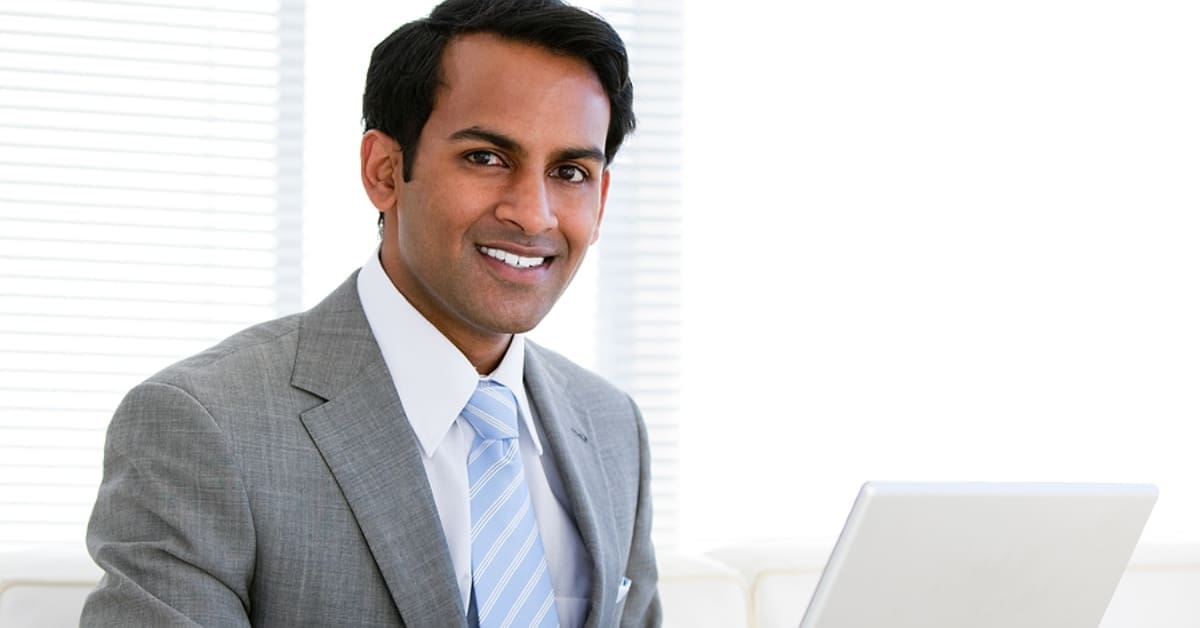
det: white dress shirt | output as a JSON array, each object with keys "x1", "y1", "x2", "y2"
[{"x1": 357, "y1": 252, "x2": 591, "y2": 627}]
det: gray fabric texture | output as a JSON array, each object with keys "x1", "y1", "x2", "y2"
[{"x1": 81, "y1": 272, "x2": 661, "y2": 627}]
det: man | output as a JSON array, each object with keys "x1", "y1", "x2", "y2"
[{"x1": 81, "y1": 1, "x2": 660, "y2": 626}]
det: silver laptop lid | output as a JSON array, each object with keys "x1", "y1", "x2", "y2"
[{"x1": 799, "y1": 481, "x2": 1158, "y2": 628}]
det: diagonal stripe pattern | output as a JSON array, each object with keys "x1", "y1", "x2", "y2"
[{"x1": 462, "y1": 380, "x2": 559, "y2": 628}]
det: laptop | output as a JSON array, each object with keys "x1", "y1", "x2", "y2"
[{"x1": 799, "y1": 481, "x2": 1158, "y2": 628}]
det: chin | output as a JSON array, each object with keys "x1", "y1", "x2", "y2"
[
  {"x1": 481, "y1": 307, "x2": 553, "y2": 336},
  {"x1": 493, "y1": 318, "x2": 542, "y2": 335}
]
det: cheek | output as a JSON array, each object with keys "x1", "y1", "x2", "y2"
[
  {"x1": 401, "y1": 186, "x2": 468, "y2": 239},
  {"x1": 428, "y1": 184, "x2": 495, "y2": 231},
  {"x1": 560, "y1": 205, "x2": 603, "y2": 250}
]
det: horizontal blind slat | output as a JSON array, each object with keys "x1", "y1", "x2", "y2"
[
  {"x1": 0, "y1": 0, "x2": 302, "y2": 546},
  {"x1": 579, "y1": 0, "x2": 685, "y2": 548},
  {"x1": 57, "y1": 0, "x2": 281, "y2": 14}
]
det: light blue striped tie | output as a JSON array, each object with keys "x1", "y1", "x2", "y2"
[{"x1": 462, "y1": 380, "x2": 559, "y2": 628}]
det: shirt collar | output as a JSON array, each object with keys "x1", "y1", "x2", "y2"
[{"x1": 356, "y1": 250, "x2": 542, "y2": 457}]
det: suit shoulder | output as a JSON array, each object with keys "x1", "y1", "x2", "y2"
[{"x1": 143, "y1": 312, "x2": 303, "y2": 394}]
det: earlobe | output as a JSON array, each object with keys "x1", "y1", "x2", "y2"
[{"x1": 361, "y1": 130, "x2": 401, "y2": 212}]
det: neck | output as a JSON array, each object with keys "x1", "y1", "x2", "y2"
[{"x1": 460, "y1": 336, "x2": 510, "y2": 375}]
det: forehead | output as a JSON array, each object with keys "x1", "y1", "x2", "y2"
[{"x1": 427, "y1": 33, "x2": 610, "y2": 150}]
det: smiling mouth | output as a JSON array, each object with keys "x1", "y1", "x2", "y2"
[{"x1": 478, "y1": 245, "x2": 547, "y2": 269}]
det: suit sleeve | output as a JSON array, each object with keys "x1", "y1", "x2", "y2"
[
  {"x1": 620, "y1": 397, "x2": 663, "y2": 628},
  {"x1": 81, "y1": 381, "x2": 256, "y2": 627}
]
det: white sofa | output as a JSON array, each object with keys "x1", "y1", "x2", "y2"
[
  {"x1": 0, "y1": 548, "x2": 99, "y2": 628},
  {"x1": 4, "y1": 544, "x2": 1200, "y2": 627},
  {"x1": 665, "y1": 542, "x2": 1200, "y2": 628}
]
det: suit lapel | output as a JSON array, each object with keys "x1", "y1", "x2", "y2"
[
  {"x1": 524, "y1": 348, "x2": 620, "y2": 628},
  {"x1": 293, "y1": 275, "x2": 467, "y2": 628}
]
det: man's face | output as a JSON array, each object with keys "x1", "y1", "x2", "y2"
[{"x1": 371, "y1": 33, "x2": 611, "y2": 365}]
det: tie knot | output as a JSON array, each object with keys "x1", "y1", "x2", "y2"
[{"x1": 462, "y1": 380, "x2": 520, "y2": 441}]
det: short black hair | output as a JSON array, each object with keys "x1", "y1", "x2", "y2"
[{"x1": 362, "y1": 0, "x2": 636, "y2": 185}]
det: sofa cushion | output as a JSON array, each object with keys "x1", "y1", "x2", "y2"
[
  {"x1": 658, "y1": 552, "x2": 749, "y2": 628},
  {"x1": 706, "y1": 543, "x2": 826, "y2": 628},
  {"x1": 0, "y1": 546, "x2": 101, "y2": 628}
]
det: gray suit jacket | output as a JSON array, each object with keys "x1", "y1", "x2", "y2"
[{"x1": 82, "y1": 273, "x2": 660, "y2": 627}]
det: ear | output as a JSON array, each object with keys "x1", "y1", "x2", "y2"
[
  {"x1": 590, "y1": 168, "x2": 611, "y2": 245},
  {"x1": 361, "y1": 130, "x2": 401, "y2": 212}
]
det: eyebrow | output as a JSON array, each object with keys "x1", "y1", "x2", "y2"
[{"x1": 448, "y1": 126, "x2": 608, "y2": 166}]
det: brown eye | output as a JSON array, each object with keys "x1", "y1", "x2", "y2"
[
  {"x1": 551, "y1": 164, "x2": 587, "y2": 183},
  {"x1": 465, "y1": 151, "x2": 505, "y2": 167}
]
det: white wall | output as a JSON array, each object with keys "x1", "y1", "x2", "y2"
[
  {"x1": 302, "y1": 1, "x2": 422, "y2": 303},
  {"x1": 680, "y1": 1, "x2": 1200, "y2": 551}
]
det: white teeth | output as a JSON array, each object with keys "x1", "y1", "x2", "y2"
[{"x1": 479, "y1": 246, "x2": 545, "y2": 269}]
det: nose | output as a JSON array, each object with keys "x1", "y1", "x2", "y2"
[{"x1": 495, "y1": 171, "x2": 557, "y2": 235}]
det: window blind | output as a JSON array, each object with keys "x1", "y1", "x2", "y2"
[
  {"x1": 0, "y1": 0, "x2": 305, "y2": 551},
  {"x1": 0, "y1": 0, "x2": 685, "y2": 554},
  {"x1": 582, "y1": 0, "x2": 685, "y2": 548}
]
